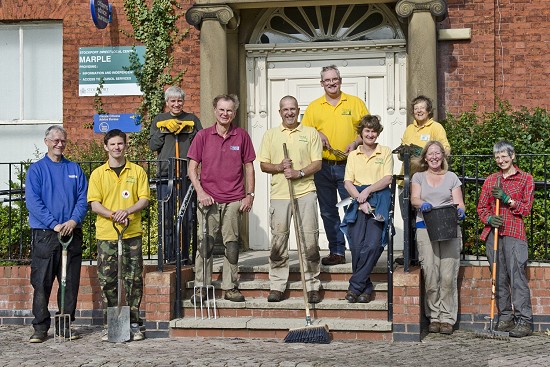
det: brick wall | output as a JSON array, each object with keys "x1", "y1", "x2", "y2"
[
  {"x1": 0, "y1": 0, "x2": 201, "y2": 147},
  {"x1": 439, "y1": 0, "x2": 550, "y2": 116}
]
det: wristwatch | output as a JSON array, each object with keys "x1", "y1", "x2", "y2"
[
  {"x1": 247, "y1": 192, "x2": 255, "y2": 197},
  {"x1": 299, "y1": 170, "x2": 305, "y2": 178}
]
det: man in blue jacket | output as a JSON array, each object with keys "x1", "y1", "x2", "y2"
[{"x1": 25, "y1": 125, "x2": 88, "y2": 343}]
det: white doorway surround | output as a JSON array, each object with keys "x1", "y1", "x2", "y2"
[
  {"x1": 246, "y1": 45, "x2": 408, "y2": 250},
  {"x1": 244, "y1": 4, "x2": 408, "y2": 250}
]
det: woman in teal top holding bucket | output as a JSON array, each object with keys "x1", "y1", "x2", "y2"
[{"x1": 411, "y1": 141, "x2": 465, "y2": 335}]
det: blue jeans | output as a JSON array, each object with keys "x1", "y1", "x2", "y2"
[{"x1": 314, "y1": 161, "x2": 349, "y2": 256}]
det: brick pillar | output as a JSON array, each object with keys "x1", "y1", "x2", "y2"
[
  {"x1": 392, "y1": 266, "x2": 422, "y2": 341},
  {"x1": 144, "y1": 270, "x2": 176, "y2": 332}
]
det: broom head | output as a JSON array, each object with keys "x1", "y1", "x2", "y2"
[{"x1": 284, "y1": 324, "x2": 331, "y2": 344}]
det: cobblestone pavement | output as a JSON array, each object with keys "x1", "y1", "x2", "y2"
[{"x1": 1, "y1": 325, "x2": 549, "y2": 367}]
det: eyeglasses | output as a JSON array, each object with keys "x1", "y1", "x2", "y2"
[
  {"x1": 321, "y1": 78, "x2": 341, "y2": 85},
  {"x1": 494, "y1": 155, "x2": 511, "y2": 161},
  {"x1": 47, "y1": 138, "x2": 67, "y2": 146}
]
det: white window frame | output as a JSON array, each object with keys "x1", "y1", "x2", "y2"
[{"x1": 0, "y1": 22, "x2": 63, "y2": 125}]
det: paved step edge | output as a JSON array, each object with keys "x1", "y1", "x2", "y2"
[
  {"x1": 182, "y1": 298, "x2": 387, "y2": 310},
  {"x1": 186, "y1": 280, "x2": 388, "y2": 292},
  {"x1": 208, "y1": 263, "x2": 388, "y2": 274},
  {"x1": 171, "y1": 317, "x2": 392, "y2": 332}
]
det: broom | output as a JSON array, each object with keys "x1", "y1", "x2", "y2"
[
  {"x1": 475, "y1": 177, "x2": 510, "y2": 340},
  {"x1": 282, "y1": 143, "x2": 331, "y2": 344}
]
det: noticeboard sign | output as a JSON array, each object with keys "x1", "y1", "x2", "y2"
[
  {"x1": 93, "y1": 114, "x2": 142, "y2": 133},
  {"x1": 79, "y1": 46, "x2": 145, "y2": 96}
]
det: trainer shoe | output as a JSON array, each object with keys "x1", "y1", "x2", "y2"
[
  {"x1": 101, "y1": 329, "x2": 108, "y2": 342},
  {"x1": 509, "y1": 319, "x2": 532, "y2": 338},
  {"x1": 321, "y1": 253, "x2": 345, "y2": 266},
  {"x1": 130, "y1": 323, "x2": 145, "y2": 341},
  {"x1": 267, "y1": 290, "x2": 284, "y2": 302},
  {"x1": 29, "y1": 330, "x2": 47, "y2": 343},
  {"x1": 496, "y1": 319, "x2": 516, "y2": 332},
  {"x1": 224, "y1": 288, "x2": 245, "y2": 302}
]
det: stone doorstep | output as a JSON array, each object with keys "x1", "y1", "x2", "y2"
[
  {"x1": 210, "y1": 262, "x2": 388, "y2": 275},
  {"x1": 186, "y1": 279, "x2": 388, "y2": 292},
  {"x1": 181, "y1": 297, "x2": 387, "y2": 310},
  {"x1": 170, "y1": 316, "x2": 392, "y2": 332}
]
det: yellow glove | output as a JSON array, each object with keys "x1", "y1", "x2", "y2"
[
  {"x1": 156, "y1": 119, "x2": 180, "y2": 133},
  {"x1": 175, "y1": 120, "x2": 195, "y2": 134}
]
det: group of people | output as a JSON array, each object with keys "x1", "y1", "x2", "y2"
[
  {"x1": 27, "y1": 126, "x2": 150, "y2": 343},
  {"x1": 26, "y1": 64, "x2": 535, "y2": 344}
]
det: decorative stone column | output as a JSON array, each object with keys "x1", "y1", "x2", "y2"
[
  {"x1": 186, "y1": 5, "x2": 239, "y2": 127},
  {"x1": 396, "y1": 0, "x2": 447, "y2": 120}
]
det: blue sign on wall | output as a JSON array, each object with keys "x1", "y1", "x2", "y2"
[
  {"x1": 90, "y1": 0, "x2": 112, "y2": 29},
  {"x1": 94, "y1": 114, "x2": 142, "y2": 133}
]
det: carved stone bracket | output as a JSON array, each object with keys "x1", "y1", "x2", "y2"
[
  {"x1": 395, "y1": 0, "x2": 447, "y2": 20},
  {"x1": 185, "y1": 5, "x2": 240, "y2": 30}
]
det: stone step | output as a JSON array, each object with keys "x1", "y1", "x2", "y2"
[
  {"x1": 186, "y1": 279, "x2": 388, "y2": 300},
  {"x1": 170, "y1": 317, "x2": 392, "y2": 341},
  {"x1": 180, "y1": 297, "x2": 388, "y2": 320}
]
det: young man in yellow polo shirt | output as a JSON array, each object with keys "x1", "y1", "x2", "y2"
[
  {"x1": 88, "y1": 129, "x2": 150, "y2": 341},
  {"x1": 259, "y1": 96, "x2": 323, "y2": 303},
  {"x1": 302, "y1": 65, "x2": 369, "y2": 266}
]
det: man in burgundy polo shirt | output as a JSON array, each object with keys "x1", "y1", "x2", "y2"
[{"x1": 187, "y1": 94, "x2": 256, "y2": 303}]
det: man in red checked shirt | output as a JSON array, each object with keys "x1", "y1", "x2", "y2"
[{"x1": 477, "y1": 140, "x2": 534, "y2": 338}]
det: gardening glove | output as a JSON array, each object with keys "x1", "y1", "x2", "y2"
[
  {"x1": 488, "y1": 215, "x2": 503, "y2": 228},
  {"x1": 174, "y1": 120, "x2": 195, "y2": 134},
  {"x1": 156, "y1": 119, "x2": 181, "y2": 133},
  {"x1": 410, "y1": 144, "x2": 423, "y2": 157},
  {"x1": 491, "y1": 186, "x2": 510, "y2": 204},
  {"x1": 420, "y1": 202, "x2": 433, "y2": 213},
  {"x1": 457, "y1": 208, "x2": 465, "y2": 221}
]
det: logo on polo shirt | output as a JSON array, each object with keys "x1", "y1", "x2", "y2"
[
  {"x1": 341, "y1": 109, "x2": 352, "y2": 116},
  {"x1": 122, "y1": 190, "x2": 130, "y2": 199},
  {"x1": 230, "y1": 145, "x2": 240, "y2": 151},
  {"x1": 68, "y1": 174, "x2": 78, "y2": 179}
]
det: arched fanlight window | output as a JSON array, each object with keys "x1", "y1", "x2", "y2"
[{"x1": 252, "y1": 4, "x2": 404, "y2": 44}]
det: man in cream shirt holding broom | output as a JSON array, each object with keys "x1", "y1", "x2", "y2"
[{"x1": 259, "y1": 95, "x2": 323, "y2": 304}]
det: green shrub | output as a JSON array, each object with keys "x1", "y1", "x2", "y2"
[{"x1": 443, "y1": 101, "x2": 550, "y2": 260}]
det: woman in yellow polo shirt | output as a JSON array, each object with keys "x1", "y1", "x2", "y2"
[{"x1": 342, "y1": 115, "x2": 393, "y2": 303}]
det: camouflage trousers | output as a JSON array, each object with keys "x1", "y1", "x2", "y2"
[{"x1": 97, "y1": 236, "x2": 143, "y2": 324}]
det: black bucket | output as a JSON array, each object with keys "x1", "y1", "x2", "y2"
[{"x1": 423, "y1": 204, "x2": 458, "y2": 242}]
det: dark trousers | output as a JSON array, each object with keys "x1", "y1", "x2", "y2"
[
  {"x1": 348, "y1": 213, "x2": 384, "y2": 295},
  {"x1": 157, "y1": 182, "x2": 176, "y2": 262},
  {"x1": 314, "y1": 161, "x2": 348, "y2": 256},
  {"x1": 30, "y1": 229, "x2": 83, "y2": 332}
]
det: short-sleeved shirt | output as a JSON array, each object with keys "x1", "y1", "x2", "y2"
[
  {"x1": 301, "y1": 92, "x2": 368, "y2": 161},
  {"x1": 477, "y1": 167, "x2": 534, "y2": 241},
  {"x1": 411, "y1": 171, "x2": 461, "y2": 223},
  {"x1": 401, "y1": 118, "x2": 450, "y2": 152},
  {"x1": 88, "y1": 161, "x2": 150, "y2": 240},
  {"x1": 344, "y1": 144, "x2": 393, "y2": 186},
  {"x1": 187, "y1": 124, "x2": 256, "y2": 203},
  {"x1": 259, "y1": 123, "x2": 322, "y2": 199}
]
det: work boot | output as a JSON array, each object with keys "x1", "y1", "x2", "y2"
[
  {"x1": 55, "y1": 328, "x2": 80, "y2": 340},
  {"x1": 321, "y1": 253, "x2": 346, "y2": 266},
  {"x1": 439, "y1": 323, "x2": 454, "y2": 335},
  {"x1": 496, "y1": 319, "x2": 516, "y2": 332},
  {"x1": 29, "y1": 330, "x2": 47, "y2": 343},
  {"x1": 428, "y1": 322, "x2": 440, "y2": 333},
  {"x1": 345, "y1": 290, "x2": 358, "y2": 303},
  {"x1": 509, "y1": 319, "x2": 532, "y2": 338},
  {"x1": 357, "y1": 293, "x2": 372, "y2": 303},
  {"x1": 307, "y1": 290, "x2": 322, "y2": 304},
  {"x1": 224, "y1": 288, "x2": 245, "y2": 302},
  {"x1": 267, "y1": 290, "x2": 284, "y2": 302},
  {"x1": 190, "y1": 288, "x2": 213, "y2": 305}
]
